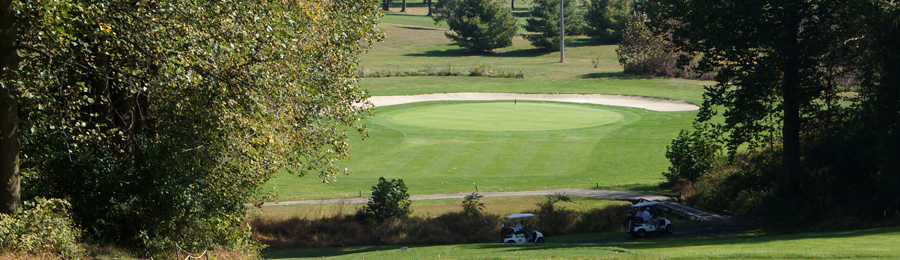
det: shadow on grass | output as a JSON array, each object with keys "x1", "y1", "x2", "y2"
[
  {"x1": 405, "y1": 47, "x2": 549, "y2": 58},
  {"x1": 580, "y1": 72, "x2": 654, "y2": 80}
]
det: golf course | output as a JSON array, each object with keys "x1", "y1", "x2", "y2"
[
  {"x1": 262, "y1": 12, "x2": 708, "y2": 201},
  {"x1": 255, "y1": 7, "x2": 900, "y2": 260}
]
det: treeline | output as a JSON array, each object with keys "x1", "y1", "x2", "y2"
[
  {"x1": 654, "y1": 0, "x2": 900, "y2": 230},
  {"x1": 432, "y1": 0, "x2": 632, "y2": 52}
]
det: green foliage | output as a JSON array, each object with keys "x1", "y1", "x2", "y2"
[
  {"x1": 615, "y1": 11, "x2": 685, "y2": 77},
  {"x1": 647, "y1": 0, "x2": 866, "y2": 172},
  {"x1": 534, "y1": 193, "x2": 574, "y2": 235},
  {"x1": 0, "y1": 198, "x2": 85, "y2": 259},
  {"x1": 522, "y1": 0, "x2": 585, "y2": 50},
  {"x1": 362, "y1": 177, "x2": 413, "y2": 222},
  {"x1": 462, "y1": 192, "x2": 485, "y2": 219},
  {"x1": 663, "y1": 125, "x2": 721, "y2": 184},
  {"x1": 433, "y1": 0, "x2": 518, "y2": 52},
  {"x1": 583, "y1": 0, "x2": 631, "y2": 43},
  {"x1": 10, "y1": 0, "x2": 382, "y2": 255}
]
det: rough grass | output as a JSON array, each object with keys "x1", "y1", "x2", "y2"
[{"x1": 251, "y1": 197, "x2": 632, "y2": 250}]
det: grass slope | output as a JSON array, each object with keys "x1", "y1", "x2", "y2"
[
  {"x1": 268, "y1": 101, "x2": 693, "y2": 201},
  {"x1": 264, "y1": 226, "x2": 900, "y2": 259},
  {"x1": 263, "y1": 12, "x2": 708, "y2": 200}
]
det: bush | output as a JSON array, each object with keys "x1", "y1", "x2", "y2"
[
  {"x1": 433, "y1": 0, "x2": 518, "y2": 52},
  {"x1": 0, "y1": 198, "x2": 85, "y2": 259},
  {"x1": 361, "y1": 177, "x2": 413, "y2": 222},
  {"x1": 663, "y1": 125, "x2": 722, "y2": 184},
  {"x1": 522, "y1": 0, "x2": 585, "y2": 50},
  {"x1": 583, "y1": 0, "x2": 631, "y2": 43}
]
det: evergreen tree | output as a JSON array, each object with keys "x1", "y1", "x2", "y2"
[
  {"x1": 583, "y1": 0, "x2": 631, "y2": 43},
  {"x1": 434, "y1": 0, "x2": 518, "y2": 52},
  {"x1": 523, "y1": 0, "x2": 585, "y2": 51}
]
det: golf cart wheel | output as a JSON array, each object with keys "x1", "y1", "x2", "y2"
[
  {"x1": 536, "y1": 237, "x2": 545, "y2": 243},
  {"x1": 665, "y1": 225, "x2": 674, "y2": 234},
  {"x1": 506, "y1": 240, "x2": 516, "y2": 243},
  {"x1": 636, "y1": 229, "x2": 646, "y2": 238}
]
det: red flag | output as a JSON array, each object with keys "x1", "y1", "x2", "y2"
[{"x1": 514, "y1": 99, "x2": 517, "y2": 105}]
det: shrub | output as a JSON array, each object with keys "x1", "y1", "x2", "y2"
[
  {"x1": 433, "y1": 0, "x2": 518, "y2": 52},
  {"x1": 0, "y1": 198, "x2": 84, "y2": 259},
  {"x1": 522, "y1": 0, "x2": 585, "y2": 50},
  {"x1": 462, "y1": 192, "x2": 485, "y2": 219},
  {"x1": 583, "y1": 0, "x2": 631, "y2": 43},
  {"x1": 662, "y1": 125, "x2": 722, "y2": 184},
  {"x1": 361, "y1": 177, "x2": 413, "y2": 222}
]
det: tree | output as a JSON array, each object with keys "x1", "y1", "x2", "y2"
[
  {"x1": 583, "y1": 0, "x2": 631, "y2": 43},
  {"x1": 383, "y1": 0, "x2": 392, "y2": 11},
  {"x1": 615, "y1": 10, "x2": 685, "y2": 77},
  {"x1": 523, "y1": 0, "x2": 585, "y2": 51},
  {"x1": 9, "y1": 0, "x2": 381, "y2": 255},
  {"x1": 0, "y1": 0, "x2": 19, "y2": 215},
  {"x1": 363, "y1": 177, "x2": 412, "y2": 222},
  {"x1": 647, "y1": 0, "x2": 867, "y2": 181},
  {"x1": 433, "y1": 0, "x2": 518, "y2": 52},
  {"x1": 663, "y1": 125, "x2": 721, "y2": 184}
]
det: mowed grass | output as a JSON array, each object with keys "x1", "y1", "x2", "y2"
[
  {"x1": 261, "y1": 12, "x2": 709, "y2": 200},
  {"x1": 263, "y1": 226, "x2": 900, "y2": 259},
  {"x1": 267, "y1": 101, "x2": 694, "y2": 201}
]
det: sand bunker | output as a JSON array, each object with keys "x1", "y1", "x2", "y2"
[{"x1": 368, "y1": 93, "x2": 699, "y2": 112}]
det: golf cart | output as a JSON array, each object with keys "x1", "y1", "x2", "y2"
[
  {"x1": 626, "y1": 202, "x2": 674, "y2": 238},
  {"x1": 500, "y1": 213, "x2": 545, "y2": 243}
]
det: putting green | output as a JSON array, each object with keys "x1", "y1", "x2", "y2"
[{"x1": 384, "y1": 102, "x2": 625, "y2": 131}]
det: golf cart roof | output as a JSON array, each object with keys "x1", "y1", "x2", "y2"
[
  {"x1": 505, "y1": 213, "x2": 535, "y2": 219},
  {"x1": 632, "y1": 202, "x2": 661, "y2": 208}
]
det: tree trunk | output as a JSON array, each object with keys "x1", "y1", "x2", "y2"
[
  {"x1": 401, "y1": 0, "x2": 406, "y2": 12},
  {"x1": 512, "y1": 0, "x2": 515, "y2": 10},
  {"x1": 780, "y1": 7, "x2": 803, "y2": 187},
  {"x1": 0, "y1": 0, "x2": 19, "y2": 214},
  {"x1": 383, "y1": 0, "x2": 391, "y2": 11},
  {"x1": 427, "y1": 0, "x2": 432, "y2": 16}
]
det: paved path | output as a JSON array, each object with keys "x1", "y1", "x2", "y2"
[{"x1": 250, "y1": 189, "x2": 671, "y2": 207}]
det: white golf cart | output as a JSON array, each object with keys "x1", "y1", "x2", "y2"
[
  {"x1": 500, "y1": 213, "x2": 545, "y2": 243},
  {"x1": 626, "y1": 202, "x2": 674, "y2": 238}
]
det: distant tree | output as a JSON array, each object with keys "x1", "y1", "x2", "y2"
[
  {"x1": 615, "y1": 11, "x2": 685, "y2": 77},
  {"x1": 363, "y1": 177, "x2": 413, "y2": 222},
  {"x1": 383, "y1": 0, "x2": 392, "y2": 11},
  {"x1": 523, "y1": 0, "x2": 585, "y2": 51},
  {"x1": 583, "y1": 0, "x2": 631, "y2": 43},
  {"x1": 433, "y1": 0, "x2": 518, "y2": 52}
]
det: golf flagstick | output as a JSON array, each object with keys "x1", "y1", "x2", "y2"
[{"x1": 515, "y1": 99, "x2": 518, "y2": 123}]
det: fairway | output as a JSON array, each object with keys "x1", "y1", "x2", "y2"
[{"x1": 386, "y1": 102, "x2": 625, "y2": 131}]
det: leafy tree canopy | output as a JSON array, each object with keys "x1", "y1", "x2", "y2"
[{"x1": 6, "y1": 0, "x2": 382, "y2": 255}]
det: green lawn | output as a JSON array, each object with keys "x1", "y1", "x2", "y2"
[
  {"x1": 263, "y1": 226, "x2": 900, "y2": 259},
  {"x1": 262, "y1": 10, "x2": 709, "y2": 200},
  {"x1": 266, "y1": 101, "x2": 694, "y2": 201}
]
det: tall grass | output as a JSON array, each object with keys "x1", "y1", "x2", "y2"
[{"x1": 251, "y1": 198, "x2": 633, "y2": 250}]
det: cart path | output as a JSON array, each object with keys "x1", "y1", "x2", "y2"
[
  {"x1": 367, "y1": 93, "x2": 699, "y2": 112},
  {"x1": 248, "y1": 189, "x2": 671, "y2": 207}
]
